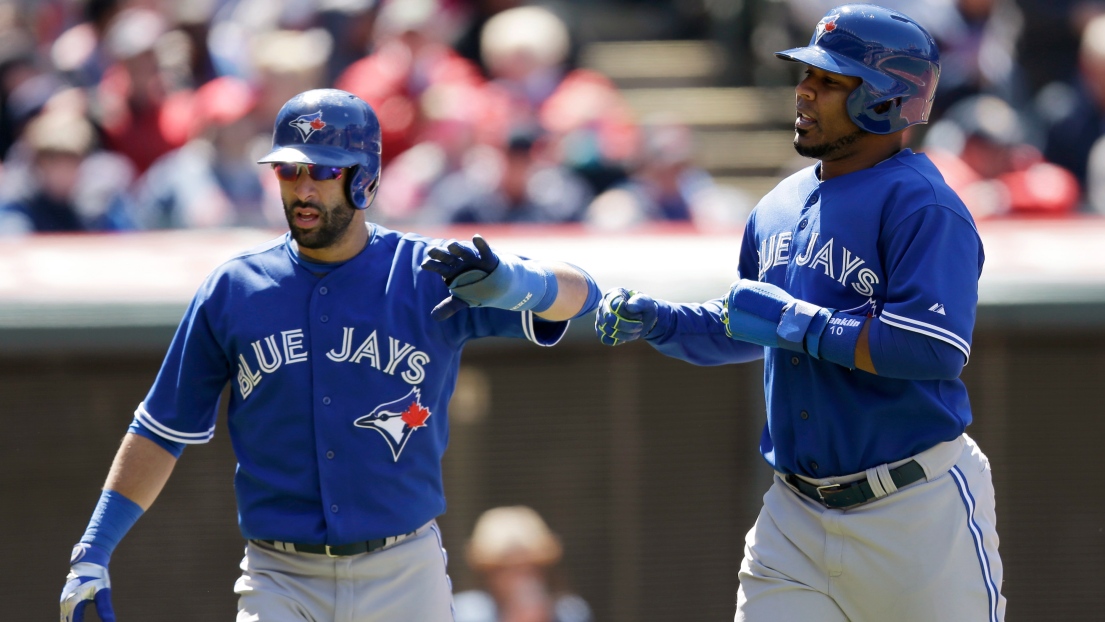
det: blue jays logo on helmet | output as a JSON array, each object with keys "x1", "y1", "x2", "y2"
[
  {"x1": 289, "y1": 111, "x2": 327, "y2": 141},
  {"x1": 814, "y1": 14, "x2": 838, "y2": 40},
  {"x1": 776, "y1": 4, "x2": 941, "y2": 134},
  {"x1": 354, "y1": 388, "x2": 432, "y2": 461}
]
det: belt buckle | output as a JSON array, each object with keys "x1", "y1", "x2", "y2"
[
  {"x1": 325, "y1": 545, "x2": 339, "y2": 558},
  {"x1": 816, "y1": 483, "x2": 842, "y2": 502}
]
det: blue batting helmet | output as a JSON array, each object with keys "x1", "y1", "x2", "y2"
[
  {"x1": 776, "y1": 4, "x2": 940, "y2": 135},
  {"x1": 258, "y1": 89, "x2": 382, "y2": 209}
]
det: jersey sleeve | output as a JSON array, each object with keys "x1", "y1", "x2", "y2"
[
  {"x1": 136, "y1": 286, "x2": 231, "y2": 444},
  {"x1": 877, "y1": 205, "x2": 983, "y2": 362},
  {"x1": 459, "y1": 307, "x2": 569, "y2": 347},
  {"x1": 646, "y1": 298, "x2": 765, "y2": 366}
]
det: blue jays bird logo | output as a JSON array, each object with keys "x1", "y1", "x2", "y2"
[
  {"x1": 354, "y1": 388, "x2": 432, "y2": 461},
  {"x1": 289, "y1": 111, "x2": 326, "y2": 141},
  {"x1": 815, "y1": 14, "x2": 838, "y2": 40}
]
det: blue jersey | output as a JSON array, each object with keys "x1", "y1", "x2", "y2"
[
  {"x1": 134, "y1": 226, "x2": 568, "y2": 544},
  {"x1": 649, "y1": 150, "x2": 984, "y2": 477}
]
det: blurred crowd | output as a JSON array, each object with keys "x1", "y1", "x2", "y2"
[{"x1": 0, "y1": 0, "x2": 1102, "y2": 236}]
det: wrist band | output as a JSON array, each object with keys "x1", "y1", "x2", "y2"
[{"x1": 75, "y1": 489, "x2": 144, "y2": 566}]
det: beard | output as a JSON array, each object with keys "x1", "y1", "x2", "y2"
[
  {"x1": 794, "y1": 126, "x2": 867, "y2": 160},
  {"x1": 283, "y1": 198, "x2": 358, "y2": 250}
]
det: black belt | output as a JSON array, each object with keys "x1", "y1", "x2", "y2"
[
  {"x1": 785, "y1": 460, "x2": 926, "y2": 510},
  {"x1": 254, "y1": 530, "x2": 417, "y2": 557}
]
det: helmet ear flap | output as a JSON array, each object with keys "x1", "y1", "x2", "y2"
[{"x1": 348, "y1": 166, "x2": 380, "y2": 210}]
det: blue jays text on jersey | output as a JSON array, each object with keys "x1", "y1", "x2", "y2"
[
  {"x1": 646, "y1": 150, "x2": 984, "y2": 477},
  {"x1": 133, "y1": 226, "x2": 569, "y2": 546}
]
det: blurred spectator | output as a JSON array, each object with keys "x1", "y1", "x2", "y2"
[
  {"x1": 451, "y1": 0, "x2": 524, "y2": 75},
  {"x1": 49, "y1": 0, "x2": 127, "y2": 89},
  {"x1": 89, "y1": 7, "x2": 192, "y2": 174},
  {"x1": 0, "y1": 109, "x2": 134, "y2": 233},
  {"x1": 925, "y1": 94, "x2": 1079, "y2": 219},
  {"x1": 477, "y1": 6, "x2": 638, "y2": 194},
  {"x1": 337, "y1": 0, "x2": 485, "y2": 165},
  {"x1": 130, "y1": 76, "x2": 277, "y2": 229},
  {"x1": 584, "y1": 118, "x2": 752, "y2": 230},
  {"x1": 1039, "y1": 12, "x2": 1105, "y2": 188},
  {"x1": 454, "y1": 506, "x2": 592, "y2": 622},
  {"x1": 373, "y1": 79, "x2": 490, "y2": 224},
  {"x1": 250, "y1": 28, "x2": 334, "y2": 131},
  {"x1": 929, "y1": 0, "x2": 1026, "y2": 116},
  {"x1": 0, "y1": 25, "x2": 40, "y2": 158},
  {"x1": 419, "y1": 124, "x2": 592, "y2": 225}
]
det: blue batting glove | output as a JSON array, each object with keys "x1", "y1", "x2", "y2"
[
  {"x1": 422, "y1": 234, "x2": 555, "y2": 320},
  {"x1": 723, "y1": 279, "x2": 832, "y2": 353},
  {"x1": 60, "y1": 545, "x2": 115, "y2": 622},
  {"x1": 595, "y1": 288, "x2": 659, "y2": 346},
  {"x1": 422, "y1": 235, "x2": 500, "y2": 320}
]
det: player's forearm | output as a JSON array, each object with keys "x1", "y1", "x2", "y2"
[
  {"x1": 650, "y1": 299, "x2": 766, "y2": 366},
  {"x1": 534, "y1": 261, "x2": 600, "y2": 322},
  {"x1": 103, "y1": 432, "x2": 179, "y2": 510}
]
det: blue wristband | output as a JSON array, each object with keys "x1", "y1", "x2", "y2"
[
  {"x1": 450, "y1": 253, "x2": 552, "y2": 312},
  {"x1": 810, "y1": 312, "x2": 865, "y2": 368},
  {"x1": 74, "y1": 490, "x2": 145, "y2": 566}
]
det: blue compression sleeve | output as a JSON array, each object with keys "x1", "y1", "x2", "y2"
[
  {"x1": 75, "y1": 490, "x2": 145, "y2": 566},
  {"x1": 450, "y1": 252, "x2": 553, "y2": 312},
  {"x1": 867, "y1": 316, "x2": 966, "y2": 380},
  {"x1": 648, "y1": 299, "x2": 765, "y2": 366},
  {"x1": 128, "y1": 417, "x2": 186, "y2": 458}
]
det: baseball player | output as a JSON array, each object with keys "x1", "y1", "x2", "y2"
[
  {"x1": 59, "y1": 88, "x2": 601, "y2": 622},
  {"x1": 596, "y1": 5, "x2": 1005, "y2": 621}
]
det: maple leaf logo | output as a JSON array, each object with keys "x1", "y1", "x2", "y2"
[
  {"x1": 310, "y1": 117, "x2": 326, "y2": 130},
  {"x1": 816, "y1": 15, "x2": 839, "y2": 40},
  {"x1": 402, "y1": 402, "x2": 431, "y2": 429}
]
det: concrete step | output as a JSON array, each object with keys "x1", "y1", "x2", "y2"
[
  {"x1": 621, "y1": 86, "x2": 795, "y2": 128},
  {"x1": 580, "y1": 40, "x2": 727, "y2": 87}
]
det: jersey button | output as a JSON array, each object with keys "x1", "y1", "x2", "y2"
[
  {"x1": 800, "y1": 410, "x2": 809, "y2": 420},
  {"x1": 326, "y1": 450, "x2": 335, "y2": 460},
  {"x1": 323, "y1": 396, "x2": 331, "y2": 405},
  {"x1": 798, "y1": 219, "x2": 808, "y2": 230},
  {"x1": 810, "y1": 462, "x2": 819, "y2": 471},
  {"x1": 320, "y1": 286, "x2": 329, "y2": 295},
  {"x1": 320, "y1": 315, "x2": 329, "y2": 323},
  {"x1": 791, "y1": 356, "x2": 800, "y2": 366},
  {"x1": 330, "y1": 504, "x2": 339, "y2": 513}
]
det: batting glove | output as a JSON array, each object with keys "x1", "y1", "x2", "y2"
[
  {"x1": 595, "y1": 288, "x2": 659, "y2": 346},
  {"x1": 422, "y1": 235, "x2": 554, "y2": 321},
  {"x1": 723, "y1": 279, "x2": 838, "y2": 353},
  {"x1": 60, "y1": 552, "x2": 115, "y2": 622}
]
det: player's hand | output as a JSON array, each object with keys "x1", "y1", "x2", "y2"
[
  {"x1": 422, "y1": 235, "x2": 501, "y2": 320},
  {"x1": 60, "y1": 561, "x2": 115, "y2": 622},
  {"x1": 595, "y1": 288, "x2": 658, "y2": 346},
  {"x1": 722, "y1": 279, "x2": 791, "y2": 345},
  {"x1": 723, "y1": 279, "x2": 834, "y2": 354}
]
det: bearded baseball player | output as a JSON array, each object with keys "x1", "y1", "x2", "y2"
[
  {"x1": 59, "y1": 88, "x2": 601, "y2": 622},
  {"x1": 597, "y1": 5, "x2": 1005, "y2": 621}
]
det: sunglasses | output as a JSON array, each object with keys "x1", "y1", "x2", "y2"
[{"x1": 272, "y1": 163, "x2": 345, "y2": 182}]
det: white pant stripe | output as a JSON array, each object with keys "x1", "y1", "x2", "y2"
[{"x1": 950, "y1": 466, "x2": 999, "y2": 622}]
